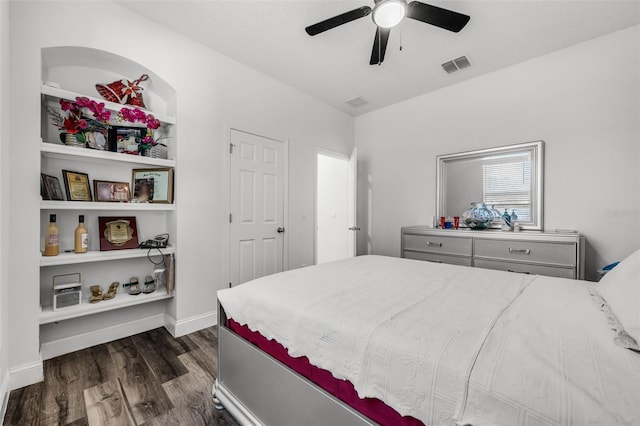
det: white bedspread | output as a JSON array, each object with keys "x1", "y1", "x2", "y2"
[
  {"x1": 217, "y1": 255, "x2": 640, "y2": 425},
  {"x1": 218, "y1": 255, "x2": 536, "y2": 424},
  {"x1": 459, "y1": 275, "x2": 640, "y2": 426}
]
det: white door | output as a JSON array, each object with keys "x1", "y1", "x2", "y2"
[
  {"x1": 315, "y1": 148, "x2": 358, "y2": 264},
  {"x1": 229, "y1": 129, "x2": 285, "y2": 286}
]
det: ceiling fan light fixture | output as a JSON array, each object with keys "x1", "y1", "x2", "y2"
[{"x1": 372, "y1": 0, "x2": 407, "y2": 28}]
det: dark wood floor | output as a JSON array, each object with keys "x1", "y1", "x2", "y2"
[{"x1": 3, "y1": 326, "x2": 239, "y2": 426}]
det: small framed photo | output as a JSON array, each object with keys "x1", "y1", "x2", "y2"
[
  {"x1": 41, "y1": 173, "x2": 64, "y2": 201},
  {"x1": 93, "y1": 180, "x2": 131, "y2": 202},
  {"x1": 108, "y1": 126, "x2": 146, "y2": 153},
  {"x1": 98, "y1": 216, "x2": 139, "y2": 251},
  {"x1": 132, "y1": 168, "x2": 174, "y2": 204},
  {"x1": 62, "y1": 170, "x2": 92, "y2": 201}
]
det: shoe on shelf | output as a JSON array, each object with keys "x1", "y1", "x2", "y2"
[
  {"x1": 89, "y1": 285, "x2": 103, "y2": 303},
  {"x1": 143, "y1": 276, "x2": 156, "y2": 294},
  {"x1": 103, "y1": 282, "x2": 119, "y2": 300},
  {"x1": 129, "y1": 277, "x2": 141, "y2": 296}
]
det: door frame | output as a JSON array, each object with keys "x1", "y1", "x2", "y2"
[
  {"x1": 313, "y1": 148, "x2": 351, "y2": 265},
  {"x1": 223, "y1": 125, "x2": 289, "y2": 288}
]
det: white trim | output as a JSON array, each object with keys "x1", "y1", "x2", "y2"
[
  {"x1": 213, "y1": 380, "x2": 262, "y2": 426},
  {"x1": 40, "y1": 313, "x2": 165, "y2": 360},
  {"x1": 313, "y1": 148, "x2": 351, "y2": 265},
  {"x1": 224, "y1": 125, "x2": 290, "y2": 288},
  {"x1": 165, "y1": 310, "x2": 217, "y2": 337},
  {"x1": 0, "y1": 368, "x2": 9, "y2": 423},
  {"x1": 8, "y1": 360, "x2": 43, "y2": 391}
]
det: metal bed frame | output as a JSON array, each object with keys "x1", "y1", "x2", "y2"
[{"x1": 212, "y1": 303, "x2": 375, "y2": 426}]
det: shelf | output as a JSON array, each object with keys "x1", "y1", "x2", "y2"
[
  {"x1": 41, "y1": 142, "x2": 175, "y2": 167},
  {"x1": 41, "y1": 83, "x2": 176, "y2": 125},
  {"x1": 40, "y1": 200, "x2": 176, "y2": 211},
  {"x1": 40, "y1": 245, "x2": 175, "y2": 267},
  {"x1": 40, "y1": 288, "x2": 173, "y2": 324}
]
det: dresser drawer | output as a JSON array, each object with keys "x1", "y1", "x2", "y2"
[
  {"x1": 474, "y1": 239, "x2": 576, "y2": 267},
  {"x1": 403, "y1": 234, "x2": 472, "y2": 256},
  {"x1": 404, "y1": 250, "x2": 472, "y2": 267},
  {"x1": 474, "y1": 259, "x2": 576, "y2": 279}
]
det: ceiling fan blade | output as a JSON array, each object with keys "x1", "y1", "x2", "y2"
[
  {"x1": 406, "y1": 1, "x2": 470, "y2": 33},
  {"x1": 369, "y1": 27, "x2": 391, "y2": 65},
  {"x1": 305, "y1": 6, "x2": 372, "y2": 36}
]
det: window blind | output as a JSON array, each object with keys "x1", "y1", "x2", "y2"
[{"x1": 483, "y1": 161, "x2": 532, "y2": 220}]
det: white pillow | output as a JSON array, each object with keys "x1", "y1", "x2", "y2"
[{"x1": 597, "y1": 248, "x2": 640, "y2": 343}]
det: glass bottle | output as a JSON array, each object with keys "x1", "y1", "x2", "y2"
[{"x1": 44, "y1": 214, "x2": 59, "y2": 256}]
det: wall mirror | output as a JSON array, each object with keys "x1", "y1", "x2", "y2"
[{"x1": 436, "y1": 141, "x2": 544, "y2": 230}]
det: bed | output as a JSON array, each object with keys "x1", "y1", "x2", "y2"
[{"x1": 214, "y1": 252, "x2": 640, "y2": 426}]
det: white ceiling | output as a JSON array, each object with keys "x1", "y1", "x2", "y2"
[{"x1": 117, "y1": 0, "x2": 640, "y2": 116}]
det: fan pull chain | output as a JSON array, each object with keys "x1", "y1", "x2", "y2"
[{"x1": 399, "y1": 26, "x2": 403, "y2": 51}]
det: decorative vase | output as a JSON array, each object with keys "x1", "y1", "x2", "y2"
[
  {"x1": 462, "y1": 202, "x2": 494, "y2": 230},
  {"x1": 139, "y1": 147, "x2": 152, "y2": 157},
  {"x1": 62, "y1": 133, "x2": 85, "y2": 148}
]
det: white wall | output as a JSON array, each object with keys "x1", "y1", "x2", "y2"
[
  {"x1": 8, "y1": 0, "x2": 353, "y2": 387},
  {"x1": 0, "y1": 0, "x2": 11, "y2": 409},
  {"x1": 355, "y1": 25, "x2": 640, "y2": 281},
  {"x1": 316, "y1": 153, "x2": 350, "y2": 264}
]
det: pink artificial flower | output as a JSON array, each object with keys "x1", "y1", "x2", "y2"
[
  {"x1": 146, "y1": 115, "x2": 160, "y2": 130},
  {"x1": 60, "y1": 99, "x2": 75, "y2": 112},
  {"x1": 132, "y1": 108, "x2": 147, "y2": 121},
  {"x1": 142, "y1": 135, "x2": 156, "y2": 146},
  {"x1": 75, "y1": 97, "x2": 90, "y2": 108}
]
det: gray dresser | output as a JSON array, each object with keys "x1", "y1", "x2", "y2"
[{"x1": 401, "y1": 226, "x2": 585, "y2": 280}]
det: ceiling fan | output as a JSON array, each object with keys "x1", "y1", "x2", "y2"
[{"x1": 305, "y1": 0, "x2": 470, "y2": 65}]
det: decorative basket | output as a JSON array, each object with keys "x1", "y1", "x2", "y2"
[{"x1": 150, "y1": 143, "x2": 168, "y2": 159}]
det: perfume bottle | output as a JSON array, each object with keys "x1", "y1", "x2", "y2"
[
  {"x1": 44, "y1": 214, "x2": 59, "y2": 256},
  {"x1": 74, "y1": 215, "x2": 88, "y2": 253}
]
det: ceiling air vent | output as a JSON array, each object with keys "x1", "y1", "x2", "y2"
[
  {"x1": 441, "y1": 55, "x2": 472, "y2": 74},
  {"x1": 345, "y1": 96, "x2": 368, "y2": 108}
]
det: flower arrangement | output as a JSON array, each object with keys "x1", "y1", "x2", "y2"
[
  {"x1": 50, "y1": 97, "x2": 112, "y2": 143},
  {"x1": 117, "y1": 107, "x2": 161, "y2": 151}
]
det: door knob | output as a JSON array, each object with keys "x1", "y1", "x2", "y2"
[
  {"x1": 348, "y1": 227, "x2": 361, "y2": 231},
  {"x1": 277, "y1": 227, "x2": 285, "y2": 233}
]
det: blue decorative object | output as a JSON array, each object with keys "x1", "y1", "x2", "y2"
[{"x1": 501, "y1": 209, "x2": 512, "y2": 231}]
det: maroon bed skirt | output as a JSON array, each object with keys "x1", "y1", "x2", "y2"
[{"x1": 228, "y1": 319, "x2": 423, "y2": 426}]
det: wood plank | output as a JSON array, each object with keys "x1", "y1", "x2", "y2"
[
  {"x1": 39, "y1": 344, "x2": 116, "y2": 425},
  {"x1": 187, "y1": 328, "x2": 218, "y2": 363},
  {"x1": 130, "y1": 330, "x2": 189, "y2": 384},
  {"x1": 107, "y1": 337, "x2": 173, "y2": 424},
  {"x1": 3, "y1": 382, "x2": 42, "y2": 426},
  {"x1": 144, "y1": 349, "x2": 228, "y2": 426},
  {"x1": 83, "y1": 380, "x2": 134, "y2": 426},
  {"x1": 145, "y1": 328, "x2": 198, "y2": 356}
]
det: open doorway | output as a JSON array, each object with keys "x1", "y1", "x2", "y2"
[{"x1": 315, "y1": 148, "x2": 358, "y2": 264}]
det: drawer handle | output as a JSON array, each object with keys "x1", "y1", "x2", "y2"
[
  {"x1": 426, "y1": 259, "x2": 443, "y2": 263},
  {"x1": 508, "y1": 248, "x2": 530, "y2": 255},
  {"x1": 507, "y1": 269, "x2": 531, "y2": 274},
  {"x1": 426, "y1": 241, "x2": 443, "y2": 247}
]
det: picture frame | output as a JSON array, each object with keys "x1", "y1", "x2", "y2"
[
  {"x1": 108, "y1": 126, "x2": 146, "y2": 153},
  {"x1": 41, "y1": 173, "x2": 64, "y2": 201},
  {"x1": 132, "y1": 168, "x2": 174, "y2": 204},
  {"x1": 93, "y1": 180, "x2": 131, "y2": 203},
  {"x1": 98, "y1": 216, "x2": 139, "y2": 251},
  {"x1": 132, "y1": 178, "x2": 154, "y2": 203},
  {"x1": 62, "y1": 170, "x2": 92, "y2": 201}
]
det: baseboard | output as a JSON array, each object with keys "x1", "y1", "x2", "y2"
[
  {"x1": 0, "y1": 368, "x2": 9, "y2": 424},
  {"x1": 8, "y1": 360, "x2": 43, "y2": 391},
  {"x1": 165, "y1": 310, "x2": 217, "y2": 337},
  {"x1": 40, "y1": 313, "x2": 165, "y2": 360}
]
